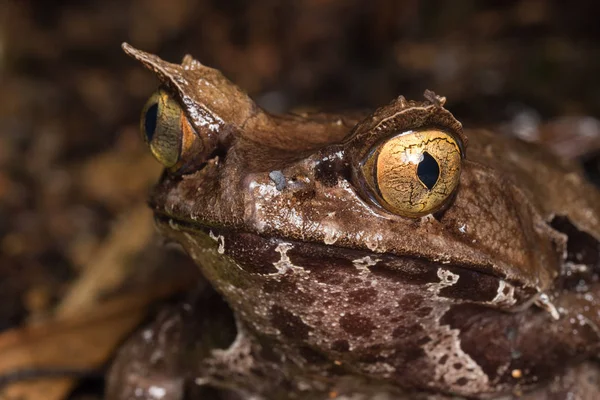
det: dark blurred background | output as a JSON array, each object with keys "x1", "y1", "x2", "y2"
[{"x1": 1, "y1": 0, "x2": 599, "y2": 398}]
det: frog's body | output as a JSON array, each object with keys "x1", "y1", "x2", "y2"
[{"x1": 108, "y1": 44, "x2": 600, "y2": 400}]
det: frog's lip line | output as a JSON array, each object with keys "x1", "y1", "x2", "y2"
[
  {"x1": 157, "y1": 212, "x2": 561, "y2": 317},
  {"x1": 152, "y1": 211, "x2": 542, "y2": 295}
]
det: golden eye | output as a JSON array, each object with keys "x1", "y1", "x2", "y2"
[
  {"x1": 360, "y1": 129, "x2": 463, "y2": 217},
  {"x1": 140, "y1": 88, "x2": 197, "y2": 169}
]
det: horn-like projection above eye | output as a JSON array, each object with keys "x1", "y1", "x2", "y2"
[
  {"x1": 140, "y1": 88, "x2": 198, "y2": 169},
  {"x1": 359, "y1": 129, "x2": 463, "y2": 217}
]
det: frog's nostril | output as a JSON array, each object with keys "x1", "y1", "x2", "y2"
[{"x1": 144, "y1": 103, "x2": 159, "y2": 142}]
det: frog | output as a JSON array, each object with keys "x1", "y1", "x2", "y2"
[{"x1": 107, "y1": 43, "x2": 600, "y2": 400}]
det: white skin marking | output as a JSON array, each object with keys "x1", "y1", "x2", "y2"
[
  {"x1": 195, "y1": 317, "x2": 261, "y2": 395},
  {"x1": 424, "y1": 325, "x2": 490, "y2": 389},
  {"x1": 209, "y1": 230, "x2": 225, "y2": 254},
  {"x1": 364, "y1": 233, "x2": 385, "y2": 252},
  {"x1": 534, "y1": 293, "x2": 560, "y2": 320},
  {"x1": 427, "y1": 268, "x2": 459, "y2": 295},
  {"x1": 437, "y1": 268, "x2": 459, "y2": 285},
  {"x1": 421, "y1": 305, "x2": 490, "y2": 392},
  {"x1": 489, "y1": 280, "x2": 517, "y2": 307},
  {"x1": 271, "y1": 242, "x2": 307, "y2": 275},
  {"x1": 422, "y1": 266, "x2": 492, "y2": 393},
  {"x1": 352, "y1": 256, "x2": 380, "y2": 274},
  {"x1": 181, "y1": 95, "x2": 223, "y2": 132},
  {"x1": 321, "y1": 217, "x2": 342, "y2": 245}
]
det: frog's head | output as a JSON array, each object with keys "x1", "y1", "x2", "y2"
[{"x1": 124, "y1": 43, "x2": 600, "y2": 397}]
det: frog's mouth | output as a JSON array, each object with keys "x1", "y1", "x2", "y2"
[
  {"x1": 153, "y1": 211, "x2": 541, "y2": 309},
  {"x1": 154, "y1": 207, "x2": 600, "y2": 320}
]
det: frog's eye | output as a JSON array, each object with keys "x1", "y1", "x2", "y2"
[
  {"x1": 140, "y1": 88, "x2": 196, "y2": 168},
  {"x1": 359, "y1": 129, "x2": 463, "y2": 218}
]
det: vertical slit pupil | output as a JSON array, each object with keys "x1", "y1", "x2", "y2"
[
  {"x1": 144, "y1": 103, "x2": 159, "y2": 142},
  {"x1": 417, "y1": 152, "x2": 440, "y2": 190}
]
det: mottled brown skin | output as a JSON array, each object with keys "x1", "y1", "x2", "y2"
[{"x1": 108, "y1": 44, "x2": 600, "y2": 400}]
